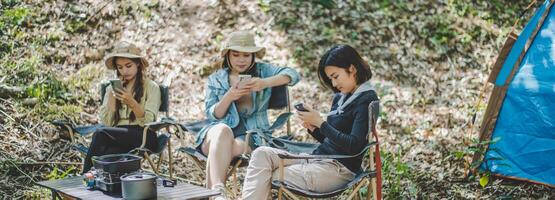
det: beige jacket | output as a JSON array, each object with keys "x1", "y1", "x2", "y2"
[{"x1": 99, "y1": 78, "x2": 161, "y2": 126}]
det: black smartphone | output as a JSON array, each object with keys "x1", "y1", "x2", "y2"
[
  {"x1": 294, "y1": 102, "x2": 308, "y2": 112},
  {"x1": 110, "y1": 79, "x2": 124, "y2": 91}
]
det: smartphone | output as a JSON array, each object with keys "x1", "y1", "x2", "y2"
[
  {"x1": 237, "y1": 74, "x2": 252, "y2": 88},
  {"x1": 294, "y1": 102, "x2": 309, "y2": 112},
  {"x1": 109, "y1": 79, "x2": 124, "y2": 91}
]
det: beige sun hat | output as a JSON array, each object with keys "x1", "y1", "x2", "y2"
[
  {"x1": 221, "y1": 30, "x2": 266, "y2": 59},
  {"x1": 104, "y1": 42, "x2": 149, "y2": 70}
]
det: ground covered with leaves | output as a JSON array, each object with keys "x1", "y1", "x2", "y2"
[{"x1": 1, "y1": 0, "x2": 554, "y2": 199}]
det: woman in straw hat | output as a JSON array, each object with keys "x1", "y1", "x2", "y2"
[
  {"x1": 196, "y1": 30, "x2": 300, "y2": 198},
  {"x1": 82, "y1": 42, "x2": 161, "y2": 172}
]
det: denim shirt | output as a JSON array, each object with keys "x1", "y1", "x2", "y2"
[{"x1": 194, "y1": 62, "x2": 300, "y2": 146}]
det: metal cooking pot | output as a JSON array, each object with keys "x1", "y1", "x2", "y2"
[{"x1": 120, "y1": 172, "x2": 157, "y2": 200}]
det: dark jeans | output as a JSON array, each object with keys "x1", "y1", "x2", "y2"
[{"x1": 83, "y1": 125, "x2": 157, "y2": 172}]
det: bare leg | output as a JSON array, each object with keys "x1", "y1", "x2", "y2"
[{"x1": 201, "y1": 123, "x2": 252, "y2": 188}]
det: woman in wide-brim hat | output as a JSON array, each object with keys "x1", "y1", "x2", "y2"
[
  {"x1": 194, "y1": 30, "x2": 300, "y2": 199},
  {"x1": 82, "y1": 42, "x2": 161, "y2": 173}
]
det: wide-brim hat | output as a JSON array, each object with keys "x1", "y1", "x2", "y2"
[
  {"x1": 221, "y1": 30, "x2": 266, "y2": 59},
  {"x1": 104, "y1": 42, "x2": 149, "y2": 70}
]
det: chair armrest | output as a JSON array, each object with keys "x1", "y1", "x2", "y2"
[
  {"x1": 268, "y1": 112, "x2": 293, "y2": 131},
  {"x1": 139, "y1": 117, "x2": 181, "y2": 149},
  {"x1": 51, "y1": 120, "x2": 76, "y2": 132},
  {"x1": 51, "y1": 120, "x2": 77, "y2": 142},
  {"x1": 145, "y1": 118, "x2": 177, "y2": 132},
  {"x1": 276, "y1": 142, "x2": 377, "y2": 160},
  {"x1": 51, "y1": 119, "x2": 73, "y2": 127},
  {"x1": 52, "y1": 120, "x2": 103, "y2": 137},
  {"x1": 179, "y1": 119, "x2": 212, "y2": 136},
  {"x1": 244, "y1": 112, "x2": 292, "y2": 147},
  {"x1": 245, "y1": 128, "x2": 272, "y2": 140}
]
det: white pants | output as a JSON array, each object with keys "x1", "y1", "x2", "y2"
[{"x1": 241, "y1": 146, "x2": 355, "y2": 200}]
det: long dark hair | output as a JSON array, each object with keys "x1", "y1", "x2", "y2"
[
  {"x1": 317, "y1": 45, "x2": 372, "y2": 93},
  {"x1": 222, "y1": 51, "x2": 258, "y2": 77},
  {"x1": 112, "y1": 57, "x2": 144, "y2": 126}
]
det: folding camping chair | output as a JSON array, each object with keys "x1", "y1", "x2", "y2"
[
  {"x1": 271, "y1": 100, "x2": 382, "y2": 200},
  {"x1": 51, "y1": 81, "x2": 177, "y2": 178},
  {"x1": 174, "y1": 85, "x2": 294, "y2": 197}
]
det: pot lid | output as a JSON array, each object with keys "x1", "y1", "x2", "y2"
[{"x1": 121, "y1": 172, "x2": 157, "y2": 181}]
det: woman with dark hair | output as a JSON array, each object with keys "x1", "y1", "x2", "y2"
[
  {"x1": 241, "y1": 45, "x2": 378, "y2": 199},
  {"x1": 197, "y1": 30, "x2": 300, "y2": 199},
  {"x1": 82, "y1": 42, "x2": 161, "y2": 172}
]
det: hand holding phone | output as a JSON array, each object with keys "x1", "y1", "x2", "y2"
[
  {"x1": 237, "y1": 74, "x2": 252, "y2": 88},
  {"x1": 109, "y1": 79, "x2": 124, "y2": 92},
  {"x1": 294, "y1": 102, "x2": 309, "y2": 112},
  {"x1": 296, "y1": 103, "x2": 325, "y2": 128}
]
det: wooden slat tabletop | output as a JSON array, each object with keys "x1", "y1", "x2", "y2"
[{"x1": 36, "y1": 176, "x2": 220, "y2": 200}]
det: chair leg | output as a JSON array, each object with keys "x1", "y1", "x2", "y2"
[
  {"x1": 232, "y1": 171, "x2": 238, "y2": 198},
  {"x1": 156, "y1": 151, "x2": 164, "y2": 172},
  {"x1": 183, "y1": 153, "x2": 205, "y2": 183},
  {"x1": 144, "y1": 152, "x2": 158, "y2": 174},
  {"x1": 185, "y1": 153, "x2": 205, "y2": 172},
  {"x1": 368, "y1": 145, "x2": 378, "y2": 200},
  {"x1": 227, "y1": 159, "x2": 242, "y2": 198},
  {"x1": 167, "y1": 137, "x2": 173, "y2": 179},
  {"x1": 369, "y1": 177, "x2": 377, "y2": 200},
  {"x1": 347, "y1": 178, "x2": 368, "y2": 200}
]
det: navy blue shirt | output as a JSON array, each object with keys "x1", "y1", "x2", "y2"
[{"x1": 309, "y1": 90, "x2": 379, "y2": 173}]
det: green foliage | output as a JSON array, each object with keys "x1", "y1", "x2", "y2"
[
  {"x1": 0, "y1": 2, "x2": 85, "y2": 122},
  {"x1": 2, "y1": 56, "x2": 39, "y2": 85},
  {"x1": 479, "y1": 172, "x2": 490, "y2": 188},
  {"x1": 1, "y1": 0, "x2": 20, "y2": 8},
  {"x1": 64, "y1": 19, "x2": 86, "y2": 33},
  {"x1": 24, "y1": 188, "x2": 51, "y2": 200},
  {"x1": 310, "y1": 0, "x2": 336, "y2": 9},
  {"x1": 46, "y1": 166, "x2": 76, "y2": 180},
  {"x1": 0, "y1": 6, "x2": 31, "y2": 56},
  {"x1": 428, "y1": 16, "x2": 457, "y2": 54},
  {"x1": 26, "y1": 76, "x2": 70, "y2": 102},
  {"x1": 381, "y1": 150, "x2": 412, "y2": 198},
  {"x1": 119, "y1": 0, "x2": 158, "y2": 20},
  {"x1": 450, "y1": 137, "x2": 504, "y2": 189},
  {"x1": 0, "y1": 6, "x2": 30, "y2": 28},
  {"x1": 260, "y1": 0, "x2": 532, "y2": 91},
  {"x1": 258, "y1": 0, "x2": 271, "y2": 13}
]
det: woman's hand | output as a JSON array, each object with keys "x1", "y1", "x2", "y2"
[
  {"x1": 113, "y1": 88, "x2": 139, "y2": 108},
  {"x1": 243, "y1": 77, "x2": 269, "y2": 92},
  {"x1": 224, "y1": 81, "x2": 251, "y2": 101},
  {"x1": 297, "y1": 104, "x2": 325, "y2": 128},
  {"x1": 301, "y1": 122, "x2": 317, "y2": 132}
]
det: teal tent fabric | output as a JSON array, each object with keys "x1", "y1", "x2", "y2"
[{"x1": 482, "y1": 0, "x2": 555, "y2": 186}]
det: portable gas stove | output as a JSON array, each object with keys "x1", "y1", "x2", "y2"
[{"x1": 87, "y1": 153, "x2": 142, "y2": 194}]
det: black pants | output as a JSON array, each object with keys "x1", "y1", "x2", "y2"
[{"x1": 83, "y1": 125, "x2": 157, "y2": 172}]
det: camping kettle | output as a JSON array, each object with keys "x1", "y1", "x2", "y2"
[{"x1": 120, "y1": 172, "x2": 157, "y2": 200}]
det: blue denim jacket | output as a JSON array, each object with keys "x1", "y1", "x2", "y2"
[{"x1": 194, "y1": 62, "x2": 301, "y2": 147}]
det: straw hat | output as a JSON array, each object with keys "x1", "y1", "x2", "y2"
[
  {"x1": 104, "y1": 42, "x2": 149, "y2": 69},
  {"x1": 221, "y1": 31, "x2": 266, "y2": 59}
]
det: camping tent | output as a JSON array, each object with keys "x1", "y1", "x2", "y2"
[{"x1": 472, "y1": 0, "x2": 555, "y2": 187}]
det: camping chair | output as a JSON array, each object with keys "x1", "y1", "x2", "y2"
[
  {"x1": 51, "y1": 82, "x2": 177, "y2": 178},
  {"x1": 174, "y1": 85, "x2": 294, "y2": 197},
  {"x1": 271, "y1": 100, "x2": 382, "y2": 200}
]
